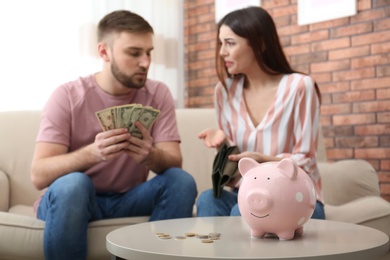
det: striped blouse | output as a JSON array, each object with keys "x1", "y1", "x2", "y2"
[{"x1": 215, "y1": 73, "x2": 323, "y2": 203}]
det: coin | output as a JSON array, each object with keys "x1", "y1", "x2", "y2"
[
  {"x1": 158, "y1": 235, "x2": 172, "y2": 239},
  {"x1": 196, "y1": 234, "x2": 209, "y2": 239},
  {"x1": 175, "y1": 236, "x2": 186, "y2": 240},
  {"x1": 185, "y1": 232, "x2": 197, "y2": 237},
  {"x1": 201, "y1": 239, "x2": 214, "y2": 243}
]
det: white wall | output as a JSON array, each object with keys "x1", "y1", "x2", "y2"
[{"x1": 0, "y1": 0, "x2": 184, "y2": 111}]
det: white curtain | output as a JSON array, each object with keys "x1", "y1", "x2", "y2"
[{"x1": 0, "y1": 0, "x2": 184, "y2": 111}]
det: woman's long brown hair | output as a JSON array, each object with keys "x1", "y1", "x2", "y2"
[{"x1": 215, "y1": 6, "x2": 321, "y2": 103}]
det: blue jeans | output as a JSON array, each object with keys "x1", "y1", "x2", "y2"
[
  {"x1": 196, "y1": 189, "x2": 325, "y2": 219},
  {"x1": 37, "y1": 168, "x2": 197, "y2": 260}
]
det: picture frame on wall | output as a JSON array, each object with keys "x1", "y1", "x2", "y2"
[
  {"x1": 215, "y1": 0, "x2": 261, "y2": 23},
  {"x1": 298, "y1": 0, "x2": 357, "y2": 26}
]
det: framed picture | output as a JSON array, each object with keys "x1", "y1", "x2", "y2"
[
  {"x1": 298, "y1": 0, "x2": 357, "y2": 26},
  {"x1": 215, "y1": 0, "x2": 261, "y2": 23}
]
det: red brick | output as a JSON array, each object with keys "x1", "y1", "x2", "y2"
[
  {"x1": 311, "y1": 60, "x2": 350, "y2": 73},
  {"x1": 311, "y1": 37, "x2": 350, "y2": 52},
  {"x1": 377, "y1": 88, "x2": 390, "y2": 99},
  {"x1": 322, "y1": 125, "x2": 354, "y2": 137},
  {"x1": 320, "y1": 82, "x2": 350, "y2": 94},
  {"x1": 273, "y1": 15, "x2": 291, "y2": 27},
  {"x1": 357, "y1": 0, "x2": 372, "y2": 10},
  {"x1": 335, "y1": 136, "x2": 378, "y2": 148},
  {"x1": 188, "y1": 59, "x2": 213, "y2": 70},
  {"x1": 329, "y1": 46, "x2": 370, "y2": 60},
  {"x1": 194, "y1": 49, "x2": 215, "y2": 60},
  {"x1": 284, "y1": 44, "x2": 311, "y2": 56},
  {"x1": 378, "y1": 172, "x2": 390, "y2": 183},
  {"x1": 381, "y1": 183, "x2": 390, "y2": 196},
  {"x1": 333, "y1": 67, "x2": 375, "y2": 81},
  {"x1": 262, "y1": 0, "x2": 290, "y2": 9},
  {"x1": 326, "y1": 148, "x2": 354, "y2": 160},
  {"x1": 353, "y1": 100, "x2": 390, "y2": 113},
  {"x1": 373, "y1": 0, "x2": 390, "y2": 7},
  {"x1": 322, "y1": 136, "x2": 334, "y2": 149},
  {"x1": 320, "y1": 115, "x2": 332, "y2": 126},
  {"x1": 291, "y1": 30, "x2": 329, "y2": 45},
  {"x1": 381, "y1": 160, "x2": 390, "y2": 171},
  {"x1": 378, "y1": 112, "x2": 390, "y2": 123},
  {"x1": 294, "y1": 62, "x2": 311, "y2": 73},
  {"x1": 187, "y1": 41, "x2": 213, "y2": 52},
  {"x1": 278, "y1": 24, "x2": 308, "y2": 37},
  {"x1": 351, "y1": 77, "x2": 390, "y2": 90},
  {"x1": 290, "y1": 52, "x2": 327, "y2": 65},
  {"x1": 330, "y1": 22, "x2": 373, "y2": 38},
  {"x1": 188, "y1": 77, "x2": 212, "y2": 88},
  {"x1": 333, "y1": 114, "x2": 376, "y2": 126},
  {"x1": 196, "y1": 31, "x2": 216, "y2": 42},
  {"x1": 355, "y1": 124, "x2": 390, "y2": 135},
  {"x1": 352, "y1": 31, "x2": 390, "y2": 46},
  {"x1": 332, "y1": 90, "x2": 375, "y2": 103},
  {"x1": 351, "y1": 54, "x2": 390, "y2": 69},
  {"x1": 269, "y1": 5, "x2": 297, "y2": 17},
  {"x1": 309, "y1": 17, "x2": 349, "y2": 31},
  {"x1": 355, "y1": 148, "x2": 390, "y2": 159},
  {"x1": 377, "y1": 66, "x2": 390, "y2": 77},
  {"x1": 371, "y1": 42, "x2": 390, "y2": 54},
  {"x1": 374, "y1": 17, "x2": 390, "y2": 31},
  {"x1": 320, "y1": 104, "x2": 352, "y2": 115},
  {"x1": 351, "y1": 8, "x2": 387, "y2": 23},
  {"x1": 311, "y1": 73, "x2": 332, "y2": 84},
  {"x1": 186, "y1": 5, "x2": 213, "y2": 17}
]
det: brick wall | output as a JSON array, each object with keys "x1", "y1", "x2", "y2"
[{"x1": 183, "y1": 0, "x2": 390, "y2": 201}]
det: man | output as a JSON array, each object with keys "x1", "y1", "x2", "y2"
[{"x1": 31, "y1": 10, "x2": 197, "y2": 260}]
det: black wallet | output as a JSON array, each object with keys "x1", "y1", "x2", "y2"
[{"x1": 212, "y1": 142, "x2": 239, "y2": 198}]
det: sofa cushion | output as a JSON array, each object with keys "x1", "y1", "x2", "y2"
[
  {"x1": 325, "y1": 196, "x2": 390, "y2": 224},
  {"x1": 0, "y1": 212, "x2": 149, "y2": 260},
  {"x1": 319, "y1": 160, "x2": 380, "y2": 206}
]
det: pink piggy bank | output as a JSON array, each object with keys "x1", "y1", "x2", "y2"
[{"x1": 237, "y1": 157, "x2": 316, "y2": 240}]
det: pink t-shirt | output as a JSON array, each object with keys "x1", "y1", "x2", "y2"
[
  {"x1": 36, "y1": 74, "x2": 180, "y2": 194},
  {"x1": 216, "y1": 73, "x2": 323, "y2": 203}
]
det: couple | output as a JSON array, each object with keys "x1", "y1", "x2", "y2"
[{"x1": 31, "y1": 7, "x2": 324, "y2": 260}]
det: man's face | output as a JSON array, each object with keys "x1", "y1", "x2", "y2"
[{"x1": 109, "y1": 31, "x2": 154, "y2": 89}]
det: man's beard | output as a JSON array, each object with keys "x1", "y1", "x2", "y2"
[{"x1": 111, "y1": 60, "x2": 146, "y2": 89}]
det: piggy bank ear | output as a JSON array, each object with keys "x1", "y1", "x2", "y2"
[
  {"x1": 238, "y1": 158, "x2": 259, "y2": 176},
  {"x1": 277, "y1": 158, "x2": 298, "y2": 180}
]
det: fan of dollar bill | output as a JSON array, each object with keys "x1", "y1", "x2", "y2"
[{"x1": 95, "y1": 104, "x2": 160, "y2": 138}]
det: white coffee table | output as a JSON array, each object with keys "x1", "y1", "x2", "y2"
[{"x1": 106, "y1": 217, "x2": 389, "y2": 260}]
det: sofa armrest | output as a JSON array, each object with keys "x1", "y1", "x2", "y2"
[
  {"x1": 0, "y1": 170, "x2": 10, "y2": 211},
  {"x1": 318, "y1": 159, "x2": 380, "y2": 206},
  {"x1": 325, "y1": 196, "x2": 390, "y2": 224}
]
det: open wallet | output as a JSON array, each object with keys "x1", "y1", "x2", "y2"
[{"x1": 212, "y1": 142, "x2": 240, "y2": 198}]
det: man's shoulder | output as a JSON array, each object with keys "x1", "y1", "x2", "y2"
[{"x1": 144, "y1": 78, "x2": 168, "y2": 89}]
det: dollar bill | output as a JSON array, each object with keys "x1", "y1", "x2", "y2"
[
  {"x1": 130, "y1": 107, "x2": 160, "y2": 138},
  {"x1": 95, "y1": 103, "x2": 160, "y2": 139},
  {"x1": 95, "y1": 108, "x2": 115, "y2": 131}
]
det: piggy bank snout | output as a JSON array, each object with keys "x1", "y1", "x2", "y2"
[{"x1": 246, "y1": 190, "x2": 272, "y2": 211}]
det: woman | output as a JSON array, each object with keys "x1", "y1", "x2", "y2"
[{"x1": 196, "y1": 6, "x2": 325, "y2": 219}]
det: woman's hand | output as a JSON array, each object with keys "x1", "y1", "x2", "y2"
[{"x1": 198, "y1": 128, "x2": 226, "y2": 148}]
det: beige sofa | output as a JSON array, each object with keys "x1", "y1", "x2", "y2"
[{"x1": 0, "y1": 109, "x2": 389, "y2": 260}]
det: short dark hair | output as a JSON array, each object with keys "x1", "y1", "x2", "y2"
[{"x1": 97, "y1": 10, "x2": 153, "y2": 42}]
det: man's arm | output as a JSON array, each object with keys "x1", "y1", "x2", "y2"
[{"x1": 31, "y1": 128, "x2": 131, "y2": 190}]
